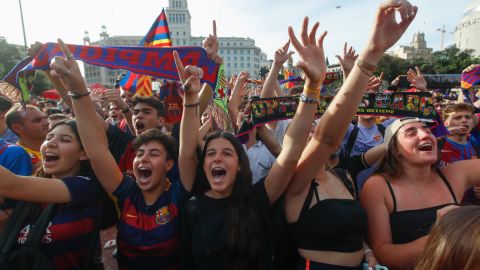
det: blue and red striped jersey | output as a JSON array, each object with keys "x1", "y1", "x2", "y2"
[
  {"x1": 439, "y1": 137, "x2": 479, "y2": 167},
  {"x1": 112, "y1": 175, "x2": 188, "y2": 270},
  {"x1": 16, "y1": 175, "x2": 104, "y2": 270}
]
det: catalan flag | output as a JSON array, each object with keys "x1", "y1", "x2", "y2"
[
  {"x1": 283, "y1": 68, "x2": 295, "y2": 89},
  {"x1": 461, "y1": 64, "x2": 480, "y2": 89},
  {"x1": 120, "y1": 9, "x2": 172, "y2": 96}
]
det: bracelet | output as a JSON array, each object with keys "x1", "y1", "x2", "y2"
[
  {"x1": 299, "y1": 93, "x2": 318, "y2": 104},
  {"x1": 68, "y1": 91, "x2": 91, "y2": 100},
  {"x1": 183, "y1": 102, "x2": 199, "y2": 108},
  {"x1": 364, "y1": 248, "x2": 373, "y2": 256},
  {"x1": 357, "y1": 59, "x2": 378, "y2": 77},
  {"x1": 303, "y1": 85, "x2": 321, "y2": 96},
  {"x1": 60, "y1": 95, "x2": 71, "y2": 103},
  {"x1": 121, "y1": 107, "x2": 131, "y2": 114}
]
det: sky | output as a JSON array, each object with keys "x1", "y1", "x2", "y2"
[{"x1": 0, "y1": 0, "x2": 475, "y2": 64}]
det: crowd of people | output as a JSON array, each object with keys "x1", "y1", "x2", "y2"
[{"x1": 0, "y1": 1, "x2": 479, "y2": 270}]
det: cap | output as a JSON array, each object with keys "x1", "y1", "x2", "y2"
[{"x1": 383, "y1": 117, "x2": 436, "y2": 147}]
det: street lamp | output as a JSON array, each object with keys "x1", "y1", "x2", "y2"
[{"x1": 18, "y1": 0, "x2": 28, "y2": 51}]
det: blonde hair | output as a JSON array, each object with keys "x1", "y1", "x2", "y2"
[{"x1": 415, "y1": 206, "x2": 480, "y2": 270}]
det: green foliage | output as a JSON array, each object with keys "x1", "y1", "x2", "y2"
[
  {"x1": 259, "y1": 66, "x2": 270, "y2": 79},
  {"x1": 0, "y1": 37, "x2": 25, "y2": 78},
  {"x1": 32, "y1": 71, "x2": 53, "y2": 95},
  {"x1": 378, "y1": 45, "x2": 480, "y2": 83}
]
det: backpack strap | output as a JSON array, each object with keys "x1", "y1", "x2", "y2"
[
  {"x1": 24, "y1": 204, "x2": 57, "y2": 249},
  {"x1": 0, "y1": 202, "x2": 30, "y2": 259},
  {"x1": 344, "y1": 126, "x2": 359, "y2": 159},
  {"x1": 377, "y1": 124, "x2": 386, "y2": 137}
]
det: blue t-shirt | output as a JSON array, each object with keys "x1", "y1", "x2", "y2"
[
  {"x1": 112, "y1": 175, "x2": 189, "y2": 270},
  {"x1": 16, "y1": 175, "x2": 105, "y2": 270},
  {"x1": 0, "y1": 138, "x2": 32, "y2": 176},
  {"x1": 0, "y1": 128, "x2": 19, "y2": 144}
]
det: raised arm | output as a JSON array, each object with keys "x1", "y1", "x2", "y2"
[
  {"x1": 175, "y1": 51, "x2": 204, "y2": 191},
  {"x1": 287, "y1": 0, "x2": 418, "y2": 197},
  {"x1": 50, "y1": 39, "x2": 123, "y2": 194},
  {"x1": 261, "y1": 41, "x2": 294, "y2": 99},
  {"x1": 228, "y1": 71, "x2": 248, "y2": 127},
  {"x1": 104, "y1": 89, "x2": 134, "y2": 132},
  {"x1": 0, "y1": 166, "x2": 71, "y2": 203},
  {"x1": 335, "y1": 42, "x2": 358, "y2": 79},
  {"x1": 263, "y1": 17, "x2": 327, "y2": 204}
]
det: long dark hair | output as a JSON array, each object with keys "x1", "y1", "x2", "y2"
[
  {"x1": 193, "y1": 131, "x2": 266, "y2": 270},
  {"x1": 35, "y1": 120, "x2": 94, "y2": 178}
]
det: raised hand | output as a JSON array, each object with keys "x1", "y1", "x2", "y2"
[
  {"x1": 274, "y1": 40, "x2": 294, "y2": 66},
  {"x1": 49, "y1": 39, "x2": 87, "y2": 92},
  {"x1": 203, "y1": 20, "x2": 222, "y2": 64},
  {"x1": 366, "y1": 0, "x2": 417, "y2": 57},
  {"x1": 407, "y1": 66, "x2": 427, "y2": 91},
  {"x1": 232, "y1": 71, "x2": 249, "y2": 98},
  {"x1": 335, "y1": 42, "x2": 358, "y2": 77},
  {"x1": 173, "y1": 50, "x2": 203, "y2": 97},
  {"x1": 366, "y1": 72, "x2": 384, "y2": 92},
  {"x1": 288, "y1": 17, "x2": 328, "y2": 89}
]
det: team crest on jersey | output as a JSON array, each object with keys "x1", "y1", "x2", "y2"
[{"x1": 155, "y1": 206, "x2": 171, "y2": 225}]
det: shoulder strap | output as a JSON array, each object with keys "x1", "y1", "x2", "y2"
[
  {"x1": 333, "y1": 168, "x2": 356, "y2": 199},
  {"x1": 377, "y1": 124, "x2": 386, "y2": 137},
  {"x1": 83, "y1": 197, "x2": 107, "y2": 270},
  {"x1": 0, "y1": 202, "x2": 30, "y2": 257},
  {"x1": 382, "y1": 176, "x2": 397, "y2": 213},
  {"x1": 436, "y1": 168, "x2": 459, "y2": 204},
  {"x1": 24, "y1": 204, "x2": 57, "y2": 249},
  {"x1": 345, "y1": 126, "x2": 359, "y2": 158},
  {"x1": 301, "y1": 180, "x2": 319, "y2": 215}
]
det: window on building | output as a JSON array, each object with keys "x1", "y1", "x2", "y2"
[
  {"x1": 234, "y1": 49, "x2": 237, "y2": 54},
  {"x1": 227, "y1": 42, "x2": 230, "y2": 46},
  {"x1": 240, "y1": 56, "x2": 244, "y2": 61},
  {"x1": 183, "y1": 31, "x2": 186, "y2": 36},
  {"x1": 183, "y1": 40, "x2": 186, "y2": 45},
  {"x1": 247, "y1": 63, "x2": 251, "y2": 68},
  {"x1": 234, "y1": 56, "x2": 237, "y2": 61},
  {"x1": 176, "y1": 31, "x2": 179, "y2": 36},
  {"x1": 227, "y1": 63, "x2": 231, "y2": 68},
  {"x1": 247, "y1": 56, "x2": 250, "y2": 61},
  {"x1": 227, "y1": 49, "x2": 230, "y2": 54},
  {"x1": 234, "y1": 63, "x2": 238, "y2": 68},
  {"x1": 241, "y1": 63, "x2": 244, "y2": 68},
  {"x1": 240, "y1": 42, "x2": 243, "y2": 46},
  {"x1": 234, "y1": 42, "x2": 236, "y2": 46},
  {"x1": 227, "y1": 56, "x2": 230, "y2": 61}
]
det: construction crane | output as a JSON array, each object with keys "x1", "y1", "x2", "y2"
[{"x1": 437, "y1": 25, "x2": 447, "y2": 50}]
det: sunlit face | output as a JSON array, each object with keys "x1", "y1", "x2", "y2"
[
  {"x1": 201, "y1": 107, "x2": 211, "y2": 125},
  {"x1": 395, "y1": 122, "x2": 438, "y2": 165},
  {"x1": 444, "y1": 110, "x2": 473, "y2": 136},
  {"x1": 120, "y1": 90, "x2": 134, "y2": 107},
  {"x1": 109, "y1": 104, "x2": 124, "y2": 122},
  {"x1": 41, "y1": 124, "x2": 87, "y2": 178},
  {"x1": 132, "y1": 103, "x2": 164, "y2": 136},
  {"x1": 203, "y1": 138, "x2": 240, "y2": 198},
  {"x1": 18, "y1": 108, "x2": 49, "y2": 140},
  {"x1": 133, "y1": 141, "x2": 173, "y2": 193}
]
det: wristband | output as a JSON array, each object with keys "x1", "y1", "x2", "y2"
[
  {"x1": 184, "y1": 102, "x2": 199, "y2": 108},
  {"x1": 68, "y1": 91, "x2": 91, "y2": 100},
  {"x1": 299, "y1": 93, "x2": 318, "y2": 104},
  {"x1": 303, "y1": 85, "x2": 321, "y2": 96},
  {"x1": 363, "y1": 248, "x2": 373, "y2": 256},
  {"x1": 357, "y1": 59, "x2": 377, "y2": 77}
]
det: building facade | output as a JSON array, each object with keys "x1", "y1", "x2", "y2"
[
  {"x1": 166, "y1": 0, "x2": 265, "y2": 78},
  {"x1": 393, "y1": 32, "x2": 433, "y2": 60},
  {"x1": 455, "y1": 0, "x2": 480, "y2": 57},
  {"x1": 83, "y1": 0, "x2": 266, "y2": 87}
]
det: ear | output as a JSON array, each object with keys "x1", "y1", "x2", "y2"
[
  {"x1": 10, "y1": 123, "x2": 23, "y2": 135},
  {"x1": 165, "y1": 158, "x2": 174, "y2": 172},
  {"x1": 157, "y1": 116, "x2": 166, "y2": 128},
  {"x1": 79, "y1": 150, "x2": 89, "y2": 161}
]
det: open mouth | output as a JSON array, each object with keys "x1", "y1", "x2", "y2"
[
  {"x1": 44, "y1": 153, "x2": 60, "y2": 162},
  {"x1": 135, "y1": 122, "x2": 145, "y2": 131},
  {"x1": 418, "y1": 142, "x2": 433, "y2": 152},
  {"x1": 212, "y1": 167, "x2": 227, "y2": 182},
  {"x1": 138, "y1": 167, "x2": 152, "y2": 178}
]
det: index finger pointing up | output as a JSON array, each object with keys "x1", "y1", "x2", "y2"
[
  {"x1": 57, "y1": 38, "x2": 73, "y2": 58},
  {"x1": 212, "y1": 20, "x2": 217, "y2": 37},
  {"x1": 173, "y1": 50, "x2": 185, "y2": 76}
]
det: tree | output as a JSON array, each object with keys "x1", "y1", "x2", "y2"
[
  {"x1": 0, "y1": 37, "x2": 25, "y2": 79},
  {"x1": 259, "y1": 66, "x2": 270, "y2": 79}
]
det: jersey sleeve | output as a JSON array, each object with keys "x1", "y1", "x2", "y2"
[
  {"x1": 63, "y1": 175, "x2": 104, "y2": 206},
  {"x1": 111, "y1": 174, "x2": 137, "y2": 211},
  {"x1": 107, "y1": 124, "x2": 135, "y2": 162}
]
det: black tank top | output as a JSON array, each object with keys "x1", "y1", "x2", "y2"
[
  {"x1": 385, "y1": 169, "x2": 459, "y2": 244},
  {"x1": 288, "y1": 171, "x2": 367, "y2": 252}
]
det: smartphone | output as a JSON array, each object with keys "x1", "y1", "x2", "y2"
[{"x1": 362, "y1": 263, "x2": 389, "y2": 270}]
